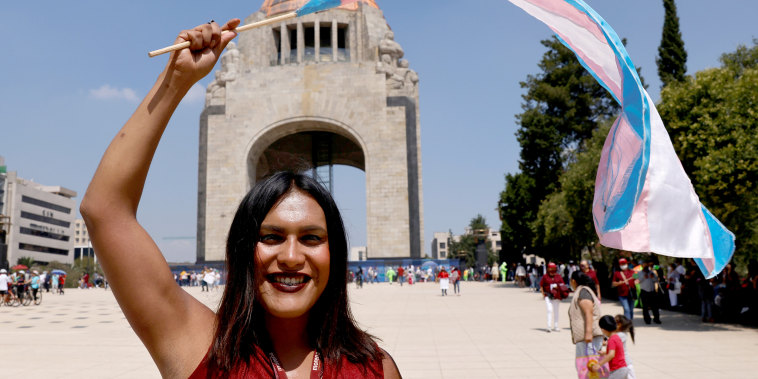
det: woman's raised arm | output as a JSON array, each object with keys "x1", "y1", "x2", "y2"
[{"x1": 80, "y1": 19, "x2": 239, "y2": 378}]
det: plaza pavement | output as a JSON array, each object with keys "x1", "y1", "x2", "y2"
[{"x1": 1, "y1": 281, "x2": 756, "y2": 378}]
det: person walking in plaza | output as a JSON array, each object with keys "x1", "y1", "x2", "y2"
[
  {"x1": 589, "y1": 315, "x2": 629, "y2": 379},
  {"x1": 14, "y1": 270, "x2": 27, "y2": 299},
  {"x1": 438, "y1": 267, "x2": 450, "y2": 296},
  {"x1": 667, "y1": 262, "x2": 682, "y2": 308},
  {"x1": 202, "y1": 269, "x2": 215, "y2": 292},
  {"x1": 540, "y1": 263, "x2": 566, "y2": 332},
  {"x1": 569, "y1": 271, "x2": 604, "y2": 377},
  {"x1": 499, "y1": 261, "x2": 508, "y2": 283},
  {"x1": 638, "y1": 259, "x2": 662, "y2": 324},
  {"x1": 386, "y1": 267, "x2": 396, "y2": 285},
  {"x1": 30, "y1": 270, "x2": 41, "y2": 302},
  {"x1": 0, "y1": 269, "x2": 10, "y2": 304},
  {"x1": 530, "y1": 265, "x2": 540, "y2": 292},
  {"x1": 615, "y1": 314, "x2": 637, "y2": 379},
  {"x1": 397, "y1": 266, "x2": 404, "y2": 286},
  {"x1": 580, "y1": 260, "x2": 601, "y2": 300},
  {"x1": 79, "y1": 20, "x2": 399, "y2": 378},
  {"x1": 58, "y1": 275, "x2": 65, "y2": 294},
  {"x1": 515, "y1": 263, "x2": 526, "y2": 288},
  {"x1": 491, "y1": 263, "x2": 499, "y2": 282},
  {"x1": 356, "y1": 266, "x2": 364, "y2": 288},
  {"x1": 612, "y1": 258, "x2": 637, "y2": 321},
  {"x1": 451, "y1": 267, "x2": 461, "y2": 295}
]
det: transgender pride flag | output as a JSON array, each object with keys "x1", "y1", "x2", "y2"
[
  {"x1": 508, "y1": 0, "x2": 735, "y2": 278},
  {"x1": 297, "y1": 0, "x2": 360, "y2": 16}
]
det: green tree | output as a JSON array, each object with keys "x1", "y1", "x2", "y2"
[
  {"x1": 449, "y1": 234, "x2": 477, "y2": 267},
  {"x1": 530, "y1": 121, "x2": 613, "y2": 262},
  {"x1": 500, "y1": 37, "x2": 623, "y2": 259},
  {"x1": 658, "y1": 40, "x2": 758, "y2": 266},
  {"x1": 469, "y1": 214, "x2": 489, "y2": 231},
  {"x1": 16, "y1": 256, "x2": 35, "y2": 268},
  {"x1": 499, "y1": 172, "x2": 536, "y2": 260},
  {"x1": 657, "y1": 0, "x2": 688, "y2": 88}
]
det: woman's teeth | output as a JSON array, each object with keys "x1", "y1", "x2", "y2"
[{"x1": 272, "y1": 276, "x2": 306, "y2": 285}]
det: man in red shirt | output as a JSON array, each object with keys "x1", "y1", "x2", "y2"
[
  {"x1": 540, "y1": 263, "x2": 565, "y2": 332},
  {"x1": 580, "y1": 260, "x2": 601, "y2": 300},
  {"x1": 397, "y1": 266, "x2": 404, "y2": 287},
  {"x1": 612, "y1": 258, "x2": 637, "y2": 320}
]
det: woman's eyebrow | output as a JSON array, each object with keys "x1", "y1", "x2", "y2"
[
  {"x1": 300, "y1": 226, "x2": 327, "y2": 233},
  {"x1": 259, "y1": 225, "x2": 326, "y2": 233},
  {"x1": 259, "y1": 225, "x2": 284, "y2": 233}
]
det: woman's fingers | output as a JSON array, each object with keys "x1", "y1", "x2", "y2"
[
  {"x1": 209, "y1": 21, "x2": 221, "y2": 50},
  {"x1": 198, "y1": 23, "x2": 212, "y2": 49}
]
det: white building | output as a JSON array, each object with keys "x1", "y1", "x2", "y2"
[
  {"x1": 434, "y1": 228, "x2": 502, "y2": 260},
  {"x1": 349, "y1": 246, "x2": 367, "y2": 262},
  {"x1": 73, "y1": 218, "x2": 95, "y2": 261},
  {"x1": 431, "y1": 232, "x2": 451, "y2": 259},
  {"x1": 0, "y1": 164, "x2": 77, "y2": 266},
  {"x1": 463, "y1": 227, "x2": 502, "y2": 255}
]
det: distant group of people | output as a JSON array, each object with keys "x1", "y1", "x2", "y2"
[
  {"x1": 173, "y1": 268, "x2": 222, "y2": 291},
  {"x1": 1, "y1": 269, "x2": 68, "y2": 304},
  {"x1": 351, "y1": 265, "x2": 464, "y2": 296}
]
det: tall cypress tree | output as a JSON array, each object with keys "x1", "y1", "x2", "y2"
[{"x1": 657, "y1": 0, "x2": 688, "y2": 87}]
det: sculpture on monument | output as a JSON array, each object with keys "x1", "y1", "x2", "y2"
[
  {"x1": 205, "y1": 42, "x2": 240, "y2": 106},
  {"x1": 376, "y1": 31, "x2": 418, "y2": 91}
]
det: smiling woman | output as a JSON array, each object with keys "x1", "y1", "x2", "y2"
[{"x1": 79, "y1": 19, "x2": 399, "y2": 379}]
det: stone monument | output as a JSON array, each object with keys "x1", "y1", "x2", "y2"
[{"x1": 197, "y1": 0, "x2": 423, "y2": 263}]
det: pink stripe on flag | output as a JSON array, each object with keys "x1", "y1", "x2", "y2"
[{"x1": 527, "y1": 0, "x2": 606, "y2": 41}]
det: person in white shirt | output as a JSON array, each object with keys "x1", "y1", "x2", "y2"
[
  {"x1": 203, "y1": 270, "x2": 215, "y2": 291},
  {"x1": 0, "y1": 269, "x2": 11, "y2": 303}
]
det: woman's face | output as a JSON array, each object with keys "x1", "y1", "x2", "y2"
[{"x1": 254, "y1": 189, "x2": 330, "y2": 319}]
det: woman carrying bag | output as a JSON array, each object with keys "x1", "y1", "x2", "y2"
[{"x1": 569, "y1": 271, "x2": 607, "y2": 378}]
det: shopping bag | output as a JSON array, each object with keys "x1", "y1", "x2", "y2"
[{"x1": 575, "y1": 345, "x2": 610, "y2": 379}]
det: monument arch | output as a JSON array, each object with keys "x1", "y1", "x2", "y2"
[{"x1": 197, "y1": 0, "x2": 423, "y2": 263}]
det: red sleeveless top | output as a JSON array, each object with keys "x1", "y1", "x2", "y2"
[{"x1": 188, "y1": 344, "x2": 385, "y2": 378}]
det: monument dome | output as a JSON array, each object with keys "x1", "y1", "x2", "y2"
[{"x1": 260, "y1": 0, "x2": 379, "y2": 17}]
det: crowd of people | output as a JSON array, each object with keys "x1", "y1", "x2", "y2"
[
  {"x1": 1, "y1": 268, "x2": 68, "y2": 305},
  {"x1": 173, "y1": 268, "x2": 223, "y2": 291}
]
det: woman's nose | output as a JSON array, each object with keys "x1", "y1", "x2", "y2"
[{"x1": 277, "y1": 237, "x2": 306, "y2": 269}]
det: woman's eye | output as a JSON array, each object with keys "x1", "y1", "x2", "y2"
[
  {"x1": 302, "y1": 235, "x2": 323, "y2": 243},
  {"x1": 260, "y1": 234, "x2": 283, "y2": 243}
]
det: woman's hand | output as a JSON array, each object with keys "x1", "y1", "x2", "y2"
[{"x1": 164, "y1": 19, "x2": 240, "y2": 89}]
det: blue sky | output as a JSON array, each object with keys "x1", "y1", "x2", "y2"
[{"x1": 1, "y1": 1, "x2": 756, "y2": 262}]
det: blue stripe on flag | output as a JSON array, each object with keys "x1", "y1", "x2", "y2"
[
  {"x1": 564, "y1": 0, "x2": 651, "y2": 233},
  {"x1": 696, "y1": 205, "x2": 736, "y2": 279},
  {"x1": 297, "y1": 0, "x2": 342, "y2": 16}
]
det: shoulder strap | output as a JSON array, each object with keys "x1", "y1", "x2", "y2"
[{"x1": 620, "y1": 270, "x2": 630, "y2": 285}]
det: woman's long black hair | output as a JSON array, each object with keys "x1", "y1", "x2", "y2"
[{"x1": 208, "y1": 171, "x2": 382, "y2": 372}]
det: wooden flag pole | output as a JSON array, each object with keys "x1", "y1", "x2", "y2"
[{"x1": 148, "y1": 12, "x2": 297, "y2": 58}]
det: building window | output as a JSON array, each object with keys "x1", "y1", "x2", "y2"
[
  {"x1": 19, "y1": 242, "x2": 69, "y2": 256},
  {"x1": 304, "y1": 24, "x2": 316, "y2": 62},
  {"x1": 272, "y1": 27, "x2": 282, "y2": 64},
  {"x1": 319, "y1": 25, "x2": 332, "y2": 61},
  {"x1": 20, "y1": 226, "x2": 70, "y2": 242},
  {"x1": 22, "y1": 195, "x2": 72, "y2": 214},
  {"x1": 440, "y1": 242, "x2": 446, "y2": 249},
  {"x1": 20, "y1": 211, "x2": 71, "y2": 228},
  {"x1": 288, "y1": 25, "x2": 297, "y2": 62},
  {"x1": 337, "y1": 24, "x2": 349, "y2": 61}
]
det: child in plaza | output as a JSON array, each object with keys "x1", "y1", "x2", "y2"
[
  {"x1": 590, "y1": 315, "x2": 629, "y2": 379},
  {"x1": 615, "y1": 314, "x2": 637, "y2": 379}
]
